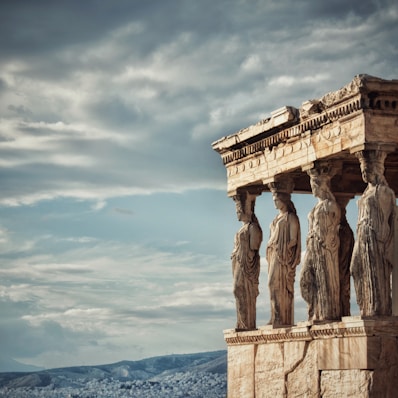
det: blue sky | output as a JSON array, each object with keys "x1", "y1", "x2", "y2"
[{"x1": 0, "y1": 0, "x2": 397, "y2": 369}]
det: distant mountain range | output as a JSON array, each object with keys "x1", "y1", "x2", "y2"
[
  {"x1": 0, "y1": 356, "x2": 43, "y2": 373},
  {"x1": 0, "y1": 350, "x2": 227, "y2": 390}
]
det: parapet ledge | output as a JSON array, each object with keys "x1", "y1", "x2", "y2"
[{"x1": 224, "y1": 316, "x2": 398, "y2": 345}]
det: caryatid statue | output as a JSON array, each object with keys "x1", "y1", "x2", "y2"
[
  {"x1": 231, "y1": 190, "x2": 263, "y2": 330},
  {"x1": 335, "y1": 194, "x2": 354, "y2": 317},
  {"x1": 266, "y1": 177, "x2": 301, "y2": 326},
  {"x1": 350, "y1": 150, "x2": 396, "y2": 316},
  {"x1": 300, "y1": 161, "x2": 341, "y2": 321}
]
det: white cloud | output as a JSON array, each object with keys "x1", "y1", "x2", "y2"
[
  {"x1": 91, "y1": 200, "x2": 107, "y2": 211},
  {"x1": 163, "y1": 282, "x2": 233, "y2": 311},
  {"x1": 241, "y1": 54, "x2": 263, "y2": 73},
  {"x1": 268, "y1": 73, "x2": 330, "y2": 88}
]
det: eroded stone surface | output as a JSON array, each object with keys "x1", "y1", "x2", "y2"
[
  {"x1": 255, "y1": 343, "x2": 284, "y2": 398},
  {"x1": 320, "y1": 370, "x2": 372, "y2": 398},
  {"x1": 227, "y1": 345, "x2": 255, "y2": 398},
  {"x1": 317, "y1": 336, "x2": 380, "y2": 370},
  {"x1": 286, "y1": 341, "x2": 318, "y2": 398}
]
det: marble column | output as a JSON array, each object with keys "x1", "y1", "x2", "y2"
[
  {"x1": 231, "y1": 189, "x2": 263, "y2": 330},
  {"x1": 266, "y1": 176, "x2": 301, "y2": 326},
  {"x1": 351, "y1": 150, "x2": 396, "y2": 316},
  {"x1": 300, "y1": 161, "x2": 341, "y2": 321}
]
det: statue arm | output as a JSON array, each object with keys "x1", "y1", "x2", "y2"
[
  {"x1": 306, "y1": 210, "x2": 315, "y2": 243},
  {"x1": 323, "y1": 201, "x2": 340, "y2": 249},
  {"x1": 377, "y1": 187, "x2": 395, "y2": 262},
  {"x1": 249, "y1": 223, "x2": 262, "y2": 251},
  {"x1": 287, "y1": 213, "x2": 301, "y2": 267},
  {"x1": 287, "y1": 214, "x2": 299, "y2": 249},
  {"x1": 231, "y1": 233, "x2": 238, "y2": 276}
]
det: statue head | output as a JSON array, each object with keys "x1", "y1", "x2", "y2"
[
  {"x1": 233, "y1": 191, "x2": 256, "y2": 223},
  {"x1": 356, "y1": 150, "x2": 387, "y2": 185},
  {"x1": 307, "y1": 161, "x2": 335, "y2": 201},
  {"x1": 271, "y1": 192, "x2": 297, "y2": 214},
  {"x1": 268, "y1": 176, "x2": 296, "y2": 213}
]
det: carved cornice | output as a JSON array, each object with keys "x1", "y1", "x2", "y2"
[
  {"x1": 219, "y1": 97, "x2": 362, "y2": 165},
  {"x1": 224, "y1": 329, "x2": 312, "y2": 345},
  {"x1": 224, "y1": 317, "x2": 398, "y2": 345},
  {"x1": 212, "y1": 75, "x2": 398, "y2": 166}
]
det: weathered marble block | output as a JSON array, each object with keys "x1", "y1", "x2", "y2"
[{"x1": 225, "y1": 317, "x2": 398, "y2": 398}]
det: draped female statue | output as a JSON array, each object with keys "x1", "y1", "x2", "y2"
[
  {"x1": 351, "y1": 150, "x2": 396, "y2": 316},
  {"x1": 266, "y1": 188, "x2": 301, "y2": 326},
  {"x1": 231, "y1": 191, "x2": 262, "y2": 330},
  {"x1": 336, "y1": 194, "x2": 354, "y2": 317},
  {"x1": 300, "y1": 162, "x2": 341, "y2": 321}
]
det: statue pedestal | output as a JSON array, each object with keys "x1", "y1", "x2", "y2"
[{"x1": 224, "y1": 317, "x2": 398, "y2": 398}]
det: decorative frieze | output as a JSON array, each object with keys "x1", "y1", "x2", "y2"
[{"x1": 224, "y1": 317, "x2": 398, "y2": 345}]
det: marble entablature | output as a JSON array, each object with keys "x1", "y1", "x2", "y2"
[{"x1": 212, "y1": 74, "x2": 398, "y2": 197}]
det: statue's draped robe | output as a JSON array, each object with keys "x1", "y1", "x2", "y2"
[
  {"x1": 339, "y1": 213, "x2": 354, "y2": 317},
  {"x1": 351, "y1": 184, "x2": 395, "y2": 316},
  {"x1": 301, "y1": 199, "x2": 340, "y2": 320},
  {"x1": 232, "y1": 222, "x2": 261, "y2": 330},
  {"x1": 266, "y1": 212, "x2": 301, "y2": 325}
]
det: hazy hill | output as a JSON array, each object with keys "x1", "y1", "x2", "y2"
[
  {"x1": 0, "y1": 350, "x2": 227, "y2": 395},
  {"x1": 0, "y1": 356, "x2": 43, "y2": 373}
]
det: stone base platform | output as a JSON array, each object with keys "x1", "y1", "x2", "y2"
[{"x1": 224, "y1": 316, "x2": 398, "y2": 398}]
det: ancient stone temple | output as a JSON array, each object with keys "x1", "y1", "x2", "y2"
[{"x1": 212, "y1": 75, "x2": 398, "y2": 398}]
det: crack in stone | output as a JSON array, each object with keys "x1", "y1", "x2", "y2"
[{"x1": 283, "y1": 341, "x2": 310, "y2": 397}]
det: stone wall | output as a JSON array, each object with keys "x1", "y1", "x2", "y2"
[{"x1": 225, "y1": 317, "x2": 398, "y2": 398}]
